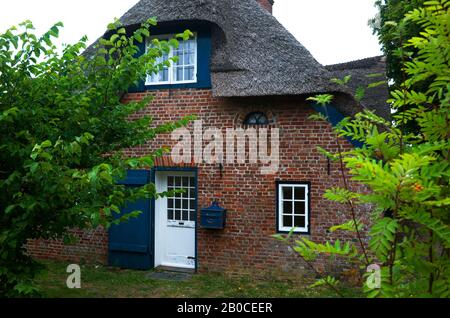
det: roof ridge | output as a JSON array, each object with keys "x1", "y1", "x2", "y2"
[{"x1": 325, "y1": 55, "x2": 386, "y2": 71}]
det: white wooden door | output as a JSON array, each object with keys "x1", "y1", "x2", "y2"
[{"x1": 154, "y1": 172, "x2": 196, "y2": 269}]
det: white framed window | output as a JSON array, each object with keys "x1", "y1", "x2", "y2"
[
  {"x1": 277, "y1": 182, "x2": 310, "y2": 233},
  {"x1": 145, "y1": 34, "x2": 197, "y2": 85}
]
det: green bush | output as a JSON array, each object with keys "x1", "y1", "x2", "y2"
[
  {"x1": 0, "y1": 19, "x2": 193, "y2": 297},
  {"x1": 276, "y1": 0, "x2": 449, "y2": 298}
]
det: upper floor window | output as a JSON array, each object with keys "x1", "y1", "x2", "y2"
[
  {"x1": 244, "y1": 112, "x2": 269, "y2": 125},
  {"x1": 146, "y1": 34, "x2": 197, "y2": 85}
]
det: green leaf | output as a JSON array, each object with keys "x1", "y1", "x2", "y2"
[
  {"x1": 331, "y1": 75, "x2": 352, "y2": 86},
  {"x1": 110, "y1": 34, "x2": 119, "y2": 43},
  {"x1": 5, "y1": 205, "x2": 16, "y2": 215},
  {"x1": 307, "y1": 94, "x2": 334, "y2": 106},
  {"x1": 271, "y1": 234, "x2": 287, "y2": 242},
  {"x1": 324, "y1": 187, "x2": 359, "y2": 204},
  {"x1": 369, "y1": 218, "x2": 399, "y2": 261},
  {"x1": 367, "y1": 81, "x2": 387, "y2": 89},
  {"x1": 330, "y1": 219, "x2": 364, "y2": 233},
  {"x1": 355, "y1": 87, "x2": 366, "y2": 102},
  {"x1": 40, "y1": 140, "x2": 52, "y2": 148},
  {"x1": 400, "y1": 210, "x2": 450, "y2": 248},
  {"x1": 309, "y1": 276, "x2": 339, "y2": 289},
  {"x1": 134, "y1": 34, "x2": 143, "y2": 43}
]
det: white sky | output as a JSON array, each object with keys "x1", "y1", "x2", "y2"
[{"x1": 0, "y1": 0, "x2": 382, "y2": 65}]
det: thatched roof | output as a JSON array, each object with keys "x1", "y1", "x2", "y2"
[
  {"x1": 326, "y1": 56, "x2": 391, "y2": 119},
  {"x1": 87, "y1": 0, "x2": 391, "y2": 118},
  {"x1": 116, "y1": 0, "x2": 346, "y2": 98}
]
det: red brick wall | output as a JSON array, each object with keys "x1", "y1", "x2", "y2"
[
  {"x1": 127, "y1": 89, "x2": 368, "y2": 276},
  {"x1": 27, "y1": 227, "x2": 108, "y2": 264},
  {"x1": 28, "y1": 88, "x2": 369, "y2": 277}
]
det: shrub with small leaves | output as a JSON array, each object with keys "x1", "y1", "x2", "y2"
[
  {"x1": 0, "y1": 19, "x2": 194, "y2": 297},
  {"x1": 275, "y1": 0, "x2": 449, "y2": 298}
]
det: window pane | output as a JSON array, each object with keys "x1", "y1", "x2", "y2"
[
  {"x1": 174, "y1": 67, "x2": 183, "y2": 82},
  {"x1": 182, "y1": 177, "x2": 189, "y2": 187},
  {"x1": 182, "y1": 211, "x2": 189, "y2": 221},
  {"x1": 294, "y1": 187, "x2": 306, "y2": 200},
  {"x1": 173, "y1": 67, "x2": 179, "y2": 81},
  {"x1": 283, "y1": 215, "x2": 292, "y2": 228},
  {"x1": 182, "y1": 199, "x2": 189, "y2": 210},
  {"x1": 175, "y1": 210, "x2": 181, "y2": 220},
  {"x1": 189, "y1": 211, "x2": 195, "y2": 221},
  {"x1": 149, "y1": 72, "x2": 160, "y2": 83},
  {"x1": 184, "y1": 51, "x2": 195, "y2": 65},
  {"x1": 168, "y1": 209, "x2": 174, "y2": 220},
  {"x1": 146, "y1": 52, "x2": 170, "y2": 84},
  {"x1": 168, "y1": 199, "x2": 174, "y2": 209},
  {"x1": 159, "y1": 68, "x2": 169, "y2": 82},
  {"x1": 186, "y1": 40, "x2": 194, "y2": 50},
  {"x1": 282, "y1": 187, "x2": 293, "y2": 200},
  {"x1": 185, "y1": 67, "x2": 194, "y2": 81},
  {"x1": 244, "y1": 112, "x2": 269, "y2": 125},
  {"x1": 168, "y1": 177, "x2": 174, "y2": 186},
  {"x1": 294, "y1": 216, "x2": 306, "y2": 228},
  {"x1": 175, "y1": 199, "x2": 181, "y2": 209},
  {"x1": 294, "y1": 201, "x2": 305, "y2": 215},
  {"x1": 189, "y1": 188, "x2": 195, "y2": 198},
  {"x1": 189, "y1": 178, "x2": 195, "y2": 187},
  {"x1": 175, "y1": 177, "x2": 182, "y2": 187},
  {"x1": 283, "y1": 201, "x2": 293, "y2": 214},
  {"x1": 173, "y1": 50, "x2": 181, "y2": 66}
]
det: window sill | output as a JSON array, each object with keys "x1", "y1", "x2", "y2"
[
  {"x1": 145, "y1": 81, "x2": 198, "y2": 87},
  {"x1": 277, "y1": 229, "x2": 310, "y2": 235}
]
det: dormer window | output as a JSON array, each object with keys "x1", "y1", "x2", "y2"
[{"x1": 146, "y1": 34, "x2": 197, "y2": 85}]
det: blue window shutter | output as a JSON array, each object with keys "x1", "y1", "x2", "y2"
[
  {"x1": 128, "y1": 41, "x2": 147, "y2": 93},
  {"x1": 195, "y1": 29, "x2": 212, "y2": 89},
  {"x1": 311, "y1": 103, "x2": 364, "y2": 148},
  {"x1": 108, "y1": 170, "x2": 153, "y2": 270}
]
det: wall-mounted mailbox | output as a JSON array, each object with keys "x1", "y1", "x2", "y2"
[{"x1": 201, "y1": 201, "x2": 227, "y2": 230}]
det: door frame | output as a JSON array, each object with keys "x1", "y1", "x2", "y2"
[{"x1": 151, "y1": 167, "x2": 198, "y2": 272}]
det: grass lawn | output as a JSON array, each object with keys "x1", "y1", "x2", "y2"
[{"x1": 34, "y1": 260, "x2": 362, "y2": 298}]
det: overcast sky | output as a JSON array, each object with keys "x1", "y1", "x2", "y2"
[{"x1": 0, "y1": 0, "x2": 382, "y2": 65}]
